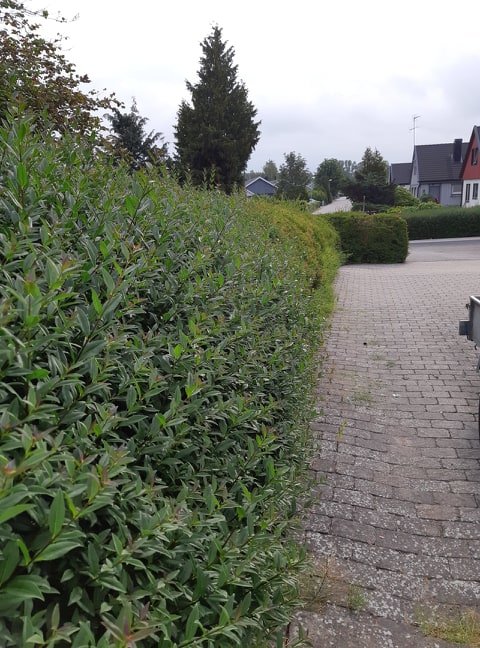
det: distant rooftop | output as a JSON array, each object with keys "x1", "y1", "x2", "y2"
[{"x1": 390, "y1": 162, "x2": 412, "y2": 185}]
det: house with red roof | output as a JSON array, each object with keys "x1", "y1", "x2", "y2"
[{"x1": 460, "y1": 125, "x2": 480, "y2": 207}]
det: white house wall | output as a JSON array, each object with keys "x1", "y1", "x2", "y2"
[{"x1": 463, "y1": 181, "x2": 480, "y2": 207}]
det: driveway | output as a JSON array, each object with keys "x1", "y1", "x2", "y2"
[
  {"x1": 408, "y1": 236, "x2": 480, "y2": 263},
  {"x1": 297, "y1": 240, "x2": 480, "y2": 647},
  {"x1": 314, "y1": 197, "x2": 353, "y2": 214}
]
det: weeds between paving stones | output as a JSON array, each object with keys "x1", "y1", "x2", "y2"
[
  {"x1": 299, "y1": 558, "x2": 368, "y2": 615},
  {"x1": 335, "y1": 420, "x2": 348, "y2": 452},
  {"x1": 350, "y1": 389, "x2": 373, "y2": 405},
  {"x1": 417, "y1": 608, "x2": 480, "y2": 646},
  {"x1": 346, "y1": 585, "x2": 367, "y2": 612}
]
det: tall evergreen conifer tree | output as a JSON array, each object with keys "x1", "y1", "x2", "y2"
[
  {"x1": 343, "y1": 147, "x2": 394, "y2": 205},
  {"x1": 175, "y1": 26, "x2": 260, "y2": 192}
]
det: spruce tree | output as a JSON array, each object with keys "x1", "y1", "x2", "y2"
[
  {"x1": 107, "y1": 100, "x2": 167, "y2": 171},
  {"x1": 175, "y1": 26, "x2": 260, "y2": 192},
  {"x1": 343, "y1": 147, "x2": 394, "y2": 206}
]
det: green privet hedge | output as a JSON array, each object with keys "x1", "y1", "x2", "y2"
[
  {"x1": 325, "y1": 212, "x2": 408, "y2": 263},
  {"x1": 400, "y1": 206, "x2": 480, "y2": 240},
  {"x1": 350, "y1": 202, "x2": 394, "y2": 214},
  {"x1": 0, "y1": 117, "x2": 340, "y2": 647}
]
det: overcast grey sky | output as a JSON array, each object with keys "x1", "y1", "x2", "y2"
[{"x1": 37, "y1": 0, "x2": 480, "y2": 172}]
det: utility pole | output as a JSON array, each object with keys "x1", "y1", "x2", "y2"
[{"x1": 410, "y1": 114, "x2": 420, "y2": 149}]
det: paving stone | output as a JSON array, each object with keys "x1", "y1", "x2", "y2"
[
  {"x1": 416, "y1": 504, "x2": 458, "y2": 521},
  {"x1": 354, "y1": 508, "x2": 400, "y2": 531},
  {"x1": 459, "y1": 506, "x2": 480, "y2": 521},
  {"x1": 426, "y1": 468, "x2": 467, "y2": 481},
  {"x1": 392, "y1": 487, "x2": 435, "y2": 504},
  {"x1": 449, "y1": 479, "x2": 480, "y2": 494},
  {"x1": 313, "y1": 501, "x2": 354, "y2": 520},
  {"x1": 374, "y1": 496, "x2": 417, "y2": 517},
  {"x1": 294, "y1": 607, "x2": 459, "y2": 648},
  {"x1": 442, "y1": 521, "x2": 480, "y2": 539},
  {"x1": 432, "y1": 492, "x2": 477, "y2": 507},
  {"x1": 396, "y1": 517, "x2": 443, "y2": 538},
  {"x1": 331, "y1": 519, "x2": 376, "y2": 545},
  {"x1": 303, "y1": 513, "x2": 332, "y2": 533},
  {"x1": 449, "y1": 557, "x2": 480, "y2": 581}
]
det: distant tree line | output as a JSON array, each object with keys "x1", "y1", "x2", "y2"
[
  {"x1": 244, "y1": 149, "x2": 397, "y2": 208},
  {"x1": 245, "y1": 156, "x2": 363, "y2": 203}
]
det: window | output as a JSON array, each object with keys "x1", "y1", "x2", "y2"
[
  {"x1": 472, "y1": 147, "x2": 478, "y2": 165},
  {"x1": 465, "y1": 183, "x2": 471, "y2": 203},
  {"x1": 451, "y1": 182, "x2": 462, "y2": 195},
  {"x1": 473, "y1": 183, "x2": 479, "y2": 200}
]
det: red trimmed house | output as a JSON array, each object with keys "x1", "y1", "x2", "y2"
[{"x1": 460, "y1": 125, "x2": 480, "y2": 207}]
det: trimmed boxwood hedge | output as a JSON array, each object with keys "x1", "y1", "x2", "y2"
[
  {"x1": 0, "y1": 117, "x2": 340, "y2": 647},
  {"x1": 400, "y1": 206, "x2": 480, "y2": 240},
  {"x1": 324, "y1": 212, "x2": 408, "y2": 263}
]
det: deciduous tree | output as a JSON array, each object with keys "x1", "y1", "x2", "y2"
[
  {"x1": 339, "y1": 159, "x2": 358, "y2": 178},
  {"x1": 175, "y1": 26, "x2": 260, "y2": 192},
  {"x1": 277, "y1": 152, "x2": 311, "y2": 201},
  {"x1": 262, "y1": 159, "x2": 278, "y2": 181},
  {"x1": 314, "y1": 158, "x2": 346, "y2": 202},
  {"x1": 0, "y1": 0, "x2": 118, "y2": 136}
]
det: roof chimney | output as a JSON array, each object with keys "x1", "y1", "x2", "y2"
[{"x1": 453, "y1": 138, "x2": 463, "y2": 162}]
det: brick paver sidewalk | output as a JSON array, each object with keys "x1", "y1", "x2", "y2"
[{"x1": 298, "y1": 259, "x2": 480, "y2": 647}]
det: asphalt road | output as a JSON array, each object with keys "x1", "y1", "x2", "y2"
[
  {"x1": 408, "y1": 236, "x2": 480, "y2": 263},
  {"x1": 313, "y1": 197, "x2": 353, "y2": 214}
]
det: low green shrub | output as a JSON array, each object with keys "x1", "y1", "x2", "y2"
[
  {"x1": 325, "y1": 211, "x2": 408, "y2": 263},
  {"x1": 351, "y1": 202, "x2": 392, "y2": 214},
  {"x1": 401, "y1": 206, "x2": 480, "y2": 239},
  {"x1": 310, "y1": 188, "x2": 327, "y2": 204},
  {"x1": 419, "y1": 194, "x2": 439, "y2": 203},
  {"x1": 0, "y1": 116, "x2": 340, "y2": 646},
  {"x1": 306, "y1": 199, "x2": 322, "y2": 213},
  {"x1": 394, "y1": 186, "x2": 419, "y2": 207},
  {"x1": 384, "y1": 201, "x2": 442, "y2": 215}
]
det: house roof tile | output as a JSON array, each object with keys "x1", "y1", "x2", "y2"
[
  {"x1": 245, "y1": 176, "x2": 277, "y2": 189},
  {"x1": 415, "y1": 142, "x2": 468, "y2": 182},
  {"x1": 390, "y1": 162, "x2": 412, "y2": 185}
]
